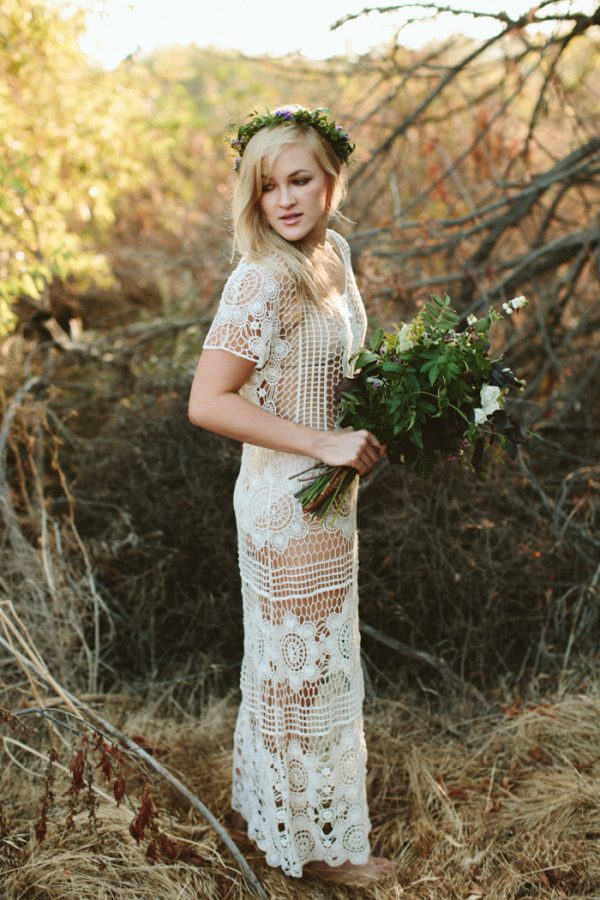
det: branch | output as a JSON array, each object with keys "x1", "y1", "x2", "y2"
[
  {"x1": 348, "y1": 20, "x2": 519, "y2": 190},
  {"x1": 359, "y1": 621, "x2": 488, "y2": 707},
  {"x1": 331, "y1": 2, "x2": 552, "y2": 31}
]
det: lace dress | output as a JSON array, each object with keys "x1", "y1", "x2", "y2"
[{"x1": 203, "y1": 228, "x2": 371, "y2": 877}]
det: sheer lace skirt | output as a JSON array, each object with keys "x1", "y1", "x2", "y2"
[{"x1": 231, "y1": 450, "x2": 371, "y2": 878}]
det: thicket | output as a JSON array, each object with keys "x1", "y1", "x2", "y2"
[{"x1": 1, "y1": 1, "x2": 599, "y2": 896}]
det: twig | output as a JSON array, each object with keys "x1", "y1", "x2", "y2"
[{"x1": 359, "y1": 621, "x2": 488, "y2": 708}]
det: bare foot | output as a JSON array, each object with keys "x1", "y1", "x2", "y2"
[
  {"x1": 304, "y1": 855, "x2": 399, "y2": 885},
  {"x1": 228, "y1": 811, "x2": 399, "y2": 884}
]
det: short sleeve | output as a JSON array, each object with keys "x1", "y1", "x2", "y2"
[{"x1": 203, "y1": 261, "x2": 282, "y2": 369}]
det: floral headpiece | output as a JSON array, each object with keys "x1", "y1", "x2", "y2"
[{"x1": 226, "y1": 106, "x2": 355, "y2": 173}]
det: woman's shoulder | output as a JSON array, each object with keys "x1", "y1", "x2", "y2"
[
  {"x1": 327, "y1": 227, "x2": 351, "y2": 256},
  {"x1": 229, "y1": 254, "x2": 295, "y2": 290}
]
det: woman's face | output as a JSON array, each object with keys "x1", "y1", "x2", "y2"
[{"x1": 258, "y1": 142, "x2": 330, "y2": 247}]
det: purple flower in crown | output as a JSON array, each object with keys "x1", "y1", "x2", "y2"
[
  {"x1": 274, "y1": 109, "x2": 293, "y2": 120},
  {"x1": 230, "y1": 138, "x2": 241, "y2": 148}
]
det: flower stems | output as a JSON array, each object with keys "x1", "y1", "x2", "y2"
[{"x1": 292, "y1": 465, "x2": 357, "y2": 520}]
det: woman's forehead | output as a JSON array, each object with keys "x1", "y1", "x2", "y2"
[{"x1": 262, "y1": 142, "x2": 318, "y2": 178}]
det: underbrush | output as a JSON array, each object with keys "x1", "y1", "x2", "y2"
[{"x1": 2, "y1": 676, "x2": 600, "y2": 899}]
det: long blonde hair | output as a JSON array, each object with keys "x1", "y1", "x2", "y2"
[{"x1": 230, "y1": 108, "x2": 350, "y2": 306}]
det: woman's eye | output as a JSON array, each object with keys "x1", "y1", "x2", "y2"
[
  {"x1": 294, "y1": 179, "x2": 309, "y2": 186},
  {"x1": 261, "y1": 184, "x2": 273, "y2": 193}
]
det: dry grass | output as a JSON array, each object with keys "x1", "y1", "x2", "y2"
[{"x1": 3, "y1": 679, "x2": 600, "y2": 900}]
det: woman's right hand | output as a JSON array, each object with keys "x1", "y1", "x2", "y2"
[{"x1": 313, "y1": 428, "x2": 386, "y2": 476}]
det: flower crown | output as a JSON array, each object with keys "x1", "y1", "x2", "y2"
[{"x1": 227, "y1": 106, "x2": 355, "y2": 173}]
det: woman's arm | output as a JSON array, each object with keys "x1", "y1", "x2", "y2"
[{"x1": 188, "y1": 348, "x2": 384, "y2": 476}]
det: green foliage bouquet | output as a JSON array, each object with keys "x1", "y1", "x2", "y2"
[{"x1": 293, "y1": 293, "x2": 529, "y2": 519}]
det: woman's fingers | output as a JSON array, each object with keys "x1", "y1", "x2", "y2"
[
  {"x1": 317, "y1": 428, "x2": 386, "y2": 471},
  {"x1": 352, "y1": 431, "x2": 384, "y2": 474}
]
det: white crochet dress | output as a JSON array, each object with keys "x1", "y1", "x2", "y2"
[{"x1": 203, "y1": 228, "x2": 371, "y2": 877}]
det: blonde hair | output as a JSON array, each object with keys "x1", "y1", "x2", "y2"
[{"x1": 229, "y1": 106, "x2": 350, "y2": 306}]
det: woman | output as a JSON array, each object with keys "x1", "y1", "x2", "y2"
[{"x1": 188, "y1": 105, "x2": 398, "y2": 884}]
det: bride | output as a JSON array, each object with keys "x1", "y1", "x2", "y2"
[{"x1": 188, "y1": 105, "x2": 397, "y2": 885}]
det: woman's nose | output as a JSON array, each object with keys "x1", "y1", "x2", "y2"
[{"x1": 279, "y1": 185, "x2": 296, "y2": 207}]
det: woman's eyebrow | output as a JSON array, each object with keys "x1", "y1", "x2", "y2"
[{"x1": 261, "y1": 168, "x2": 312, "y2": 181}]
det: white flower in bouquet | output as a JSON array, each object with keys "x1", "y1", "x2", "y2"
[
  {"x1": 395, "y1": 322, "x2": 417, "y2": 352},
  {"x1": 503, "y1": 295, "x2": 528, "y2": 315},
  {"x1": 480, "y1": 384, "x2": 503, "y2": 415},
  {"x1": 467, "y1": 314, "x2": 478, "y2": 326},
  {"x1": 473, "y1": 384, "x2": 504, "y2": 424},
  {"x1": 473, "y1": 384, "x2": 502, "y2": 425},
  {"x1": 510, "y1": 295, "x2": 528, "y2": 309}
]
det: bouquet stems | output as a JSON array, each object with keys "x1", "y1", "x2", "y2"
[{"x1": 291, "y1": 465, "x2": 357, "y2": 520}]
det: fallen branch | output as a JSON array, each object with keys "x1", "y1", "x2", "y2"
[{"x1": 359, "y1": 620, "x2": 488, "y2": 708}]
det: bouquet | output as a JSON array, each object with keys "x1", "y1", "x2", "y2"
[{"x1": 293, "y1": 293, "x2": 529, "y2": 519}]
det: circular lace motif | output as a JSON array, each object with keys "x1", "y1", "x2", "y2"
[
  {"x1": 339, "y1": 748, "x2": 359, "y2": 785},
  {"x1": 295, "y1": 829, "x2": 315, "y2": 862},
  {"x1": 338, "y1": 620, "x2": 352, "y2": 659},
  {"x1": 342, "y1": 823, "x2": 367, "y2": 854},
  {"x1": 282, "y1": 633, "x2": 308, "y2": 672},
  {"x1": 254, "y1": 487, "x2": 294, "y2": 531},
  {"x1": 289, "y1": 759, "x2": 308, "y2": 793},
  {"x1": 240, "y1": 267, "x2": 266, "y2": 300}
]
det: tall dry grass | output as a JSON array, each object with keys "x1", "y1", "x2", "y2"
[{"x1": 3, "y1": 669, "x2": 600, "y2": 898}]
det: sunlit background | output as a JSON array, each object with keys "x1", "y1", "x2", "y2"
[{"x1": 76, "y1": 0, "x2": 597, "y2": 67}]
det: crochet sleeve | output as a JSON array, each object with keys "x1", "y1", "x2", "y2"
[{"x1": 203, "y1": 261, "x2": 284, "y2": 369}]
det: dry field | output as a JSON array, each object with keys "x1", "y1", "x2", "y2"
[{"x1": 3, "y1": 668, "x2": 600, "y2": 900}]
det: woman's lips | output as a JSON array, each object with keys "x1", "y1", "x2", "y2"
[{"x1": 279, "y1": 213, "x2": 303, "y2": 224}]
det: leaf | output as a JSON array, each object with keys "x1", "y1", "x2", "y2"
[
  {"x1": 68, "y1": 748, "x2": 86, "y2": 791},
  {"x1": 353, "y1": 350, "x2": 379, "y2": 369},
  {"x1": 96, "y1": 747, "x2": 113, "y2": 780},
  {"x1": 369, "y1": 327, "x2": 384, "y2": 351},
  {"x1": 130, "y1": 788, "x2": 155, "y2": 843},
  {"x1": 21, "y1": 272, "x2": 41, "y2": 299},
  {"x1": 528, "y1": 745, "x2": 552, "y2": 765},
  {"x1": 411, "y1": 427, "x2": 424, "y2": 448},
  {"x1": 381, "y1": 360, "x2": 403, "y2": 373},
  {"x1": 113, "y1": 775, "x2": 127, "y2": 806},
  {"x1": 35, "y1": 818, "x2": 47, "y2": 843}
]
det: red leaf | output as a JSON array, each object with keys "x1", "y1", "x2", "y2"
[
  {"x1": 113, "y1": 775, "x2": 126, "y2": 806},
  {"x1": 34, "y1": 818, "x2": 47, "y2": 843},
  {"x1": 146, "y1": 838, "x2": 160, "y2": 862},
  {"x1": 528, "y1": 745, "x2": 552, "y2": 765},
  {"x1": 129, "y1": 789, "x2": 154, "y2": 843},
  {"x1": 68, "y1": 749, "x2": 85, "y2": 791},
  {"x1": 96, "y1": 748, "x2": 113, "y2": 781}
]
